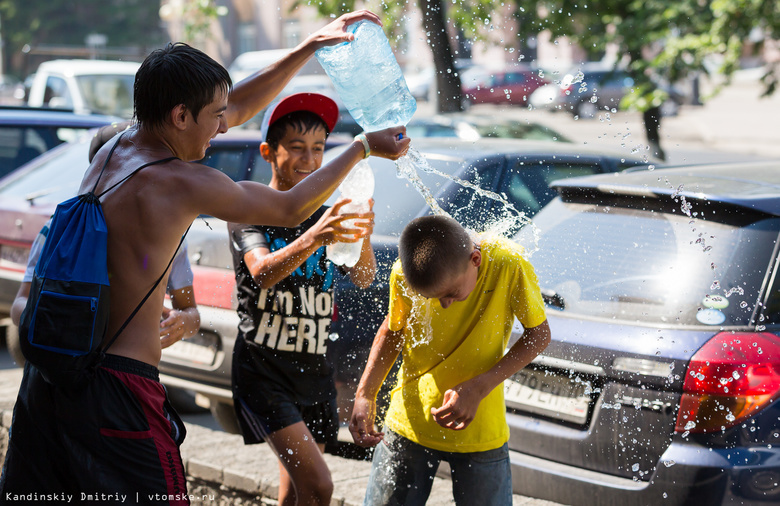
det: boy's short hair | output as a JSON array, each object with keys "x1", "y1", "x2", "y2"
[
  {"x1": 261, "y1": 93, "x2": 339, "y2": 149},
  {"x1": 134, "y1": 43, "x2": 232, "y2": 131},
  {"x1": 399, "y1": 215, "x2": 473, "y2": 293}
]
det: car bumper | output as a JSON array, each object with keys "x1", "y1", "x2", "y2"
[{"x1": 510, "y1": 442, "x2": 780, "y2": 505}]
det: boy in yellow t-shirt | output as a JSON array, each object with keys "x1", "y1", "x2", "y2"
[{"x1": 349, "y1": 215, "x2": 551, "y2": 505}]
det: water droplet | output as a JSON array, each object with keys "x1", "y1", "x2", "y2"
[
  {"x1": 684, "y1": 421, "x2": 697, "y2": 430},
  {"x1": 632, "y1": 463, "x2": 640, "y2": 472},
  {"x1": 663, "y1": 460, "x2": 676, "y2": 467}
]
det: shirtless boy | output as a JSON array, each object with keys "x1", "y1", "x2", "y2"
[{"x1": 0, "y1": 10, "x2": 408, "y2": 504}]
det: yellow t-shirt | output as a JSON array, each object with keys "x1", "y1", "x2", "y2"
[{"x1": 384, "y1": 236, "x2": 546, "y2": 453}]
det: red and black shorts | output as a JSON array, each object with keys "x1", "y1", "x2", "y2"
[{"x1": 0, "y1": 354, "x2": 189, "y2": 505}]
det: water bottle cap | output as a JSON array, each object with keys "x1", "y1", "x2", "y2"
[{"x1": 260, "y1": 92, "x2": 340, "y2": 141}]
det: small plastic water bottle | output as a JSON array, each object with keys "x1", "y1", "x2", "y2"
[
  {"x1": 326, "y1": 159, "x2": 374, "y2": 268},
  {"x1": 315, "y1": 20, "x2": 417, "y2": 132}
]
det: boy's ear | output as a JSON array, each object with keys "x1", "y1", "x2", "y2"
[
  {"x1": 169, "y1": 104, "x2": 189, "y2": 131},
  {"x1": 470, "y1": 248, "x2": 482, "y2": 268},
  {"x1": 259, "y1": 142, "x2": 274, "y2": 162}
]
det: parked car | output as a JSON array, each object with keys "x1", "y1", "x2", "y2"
[
  {"x1": 26, "y1": 59, "x2": 140, "y2": 118},
  {"x1": 157, "y1": 138, "x2": 655, "y2": 434},
  {"x1": 0, "y1": 105, "x2": 120, "y2": 180},
  {"x1": 406, "y1": 113, "x2": 570, "y2": 143},
  {"x1": 403, "y1": 59, "x2": 477, "y2": 102},
  {"x1": 461, "y1": 67, "x2": 549, "y2": 107},
  {"x1": 505, "y1": 161, "x2": 780, "y2": 504},
  {"x1": 530, "y1": 63, "x2": 684, "y2": 119}
]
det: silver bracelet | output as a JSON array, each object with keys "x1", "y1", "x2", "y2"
[{"x1": 354, "y1": 133, "x2": 370, "y2": 159}]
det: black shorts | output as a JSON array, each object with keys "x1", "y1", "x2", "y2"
[
  {"x1": 0, "y1": 355, "x2": 188, "y2": 505},
  {"x1": 232, "y1": 337, "x2": 338, "y2": 446},
  {"x1": 234, "y1": 394, "x2": 338, "y2": 446}
]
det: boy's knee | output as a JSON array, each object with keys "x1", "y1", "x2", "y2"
[{"x1": 300, "y1": 468, "x2": 333, "y2": 503}]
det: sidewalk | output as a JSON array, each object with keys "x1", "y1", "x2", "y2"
[{"x1": 0, "y1": 366, "x2": 562, "y2": 506}]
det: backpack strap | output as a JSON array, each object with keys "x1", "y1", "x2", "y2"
[
  {"x1": 88, "y1": 129, "x2": 187, "y2": 353},
  {"x1": 101, "y1": 224, "x2": 192, "y2": 354},
  {"x1": 91, "y1": 130, "x2": 127, "y2": 194},
  {"x1": 97, "y1": 156, "x2": 179, "y2": 199},
  {"x1": 91, "y1": 129, "x2": 178, "y2": 199}
]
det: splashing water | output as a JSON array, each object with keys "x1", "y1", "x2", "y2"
[
  {"x1": 392, "y1": 146, "x2": 541, "y2": 347},
  {"x1": 395, "y1": 146, "x2": 538, "y2": 245}
]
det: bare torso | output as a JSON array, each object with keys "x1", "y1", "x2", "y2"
[{"x1": 82, "y1": 131, "x2": 201, "y2": 366}]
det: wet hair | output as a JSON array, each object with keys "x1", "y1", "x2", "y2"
[
  {"x1": 399, "y1": 215, "x2": 473, "y2": 293},
  {"x1": 134, "y1": 43, "x2": 232, "y2": 131},
  {"x1": 265, "y1": 110, "x2": 331, "y2": 150}
]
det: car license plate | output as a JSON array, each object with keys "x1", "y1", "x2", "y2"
[
  {"x1": 0, "y1": 244, "x2": 29, "y2": 271},
  {"x1": 504, "y1": 368, "x2": 592, "y2": 425},
  {"x1": 163, "y1": 333, "x2": 218, "y2": 366}
]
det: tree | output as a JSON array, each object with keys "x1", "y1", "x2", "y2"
[
  {"x1": 0, "y1": 0, "x2": 163, "y2": 76},
  {"x1": 521, "y1": 0, "x2": 780, "y2": 160}
]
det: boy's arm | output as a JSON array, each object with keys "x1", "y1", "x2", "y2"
[
  {"x1": 10, "y1": 282, "x2": 31, "y2": 326},
  {"x1": 244, "y1": 198, "x2": 371, "y2": 288},
  {"x1": 226, "y1": 10, "x2": 381, "y2": 127},
  {"x1": 349, "y1": 317, "x2": 404, "y2": 447},
  {"x1": 194, "y1": 129, "x2": 409, "y2": 228},
  {"x1": 345, "y1": 199, "x2": 377, "y2": 289},
  {"x1": 431, "y1": 319, "x2": 551, "y2": 431}
]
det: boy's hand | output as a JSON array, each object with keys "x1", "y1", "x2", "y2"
[
  {"x1": 305, "y1": 10, "x2": 382, "y2": 50},
  {"x1": 365, "y1": 127, "x2": 410, "y2": 160},
  {"x1": 431, "y1": 382, "x2": 484, "y2": 430},
  {"x1": 349, "y1": 396, "x2": 384, "y2": 447},
  {"x1": 159, "y1": 306, "x2": 187, "y2": 349},
  {"x1": 310, "y1": 197, "x2": 373, "y2": 245}
]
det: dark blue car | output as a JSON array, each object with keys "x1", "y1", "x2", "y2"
[
  {"x1": 0, "y1": 105, "x2": 120, "y2": 180},
  {"x1": 506, "y1": 162, "x2": 780, "y2": 504}
]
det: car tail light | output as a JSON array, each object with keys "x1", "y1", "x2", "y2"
[{"x1": 676, "y1": 332, "x2": 780, "y2": 433}]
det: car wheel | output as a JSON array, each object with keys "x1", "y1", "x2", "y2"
[
  {"x1": 576, "y1": 100, "x2": 599, "y2": 119},
  {"x1": 210, "y1": 401, "x2": 241, "y2": 434},
  {"x1": 5, "y1": 323, "x2": 25, "y2": 367}
]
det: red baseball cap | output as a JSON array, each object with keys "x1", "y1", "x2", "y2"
[{"x1": 260, "y1": 92, "x2": 339, "y2": 141}]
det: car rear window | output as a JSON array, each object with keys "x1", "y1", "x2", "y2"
[
  {"x1": 0, "y1": 137, "x2": 89, "y2": 204},
  {"x1": 0, "y1": 125, "x2": 89, "y2": 179},
  {"x1": 517, "y1": 199, "x2": 780, "y2": 326}
]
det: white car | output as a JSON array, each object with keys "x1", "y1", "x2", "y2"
[{"x1": 27, "y1": 59, "x2": 140, "y2": 118}]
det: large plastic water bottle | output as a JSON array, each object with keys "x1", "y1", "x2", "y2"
[
  {"x1": 315, "y1": 20, "x2": 417, "y2": 132},
  {"x1": 326, "y1": 159, "x2": 374, "y2": 267}
]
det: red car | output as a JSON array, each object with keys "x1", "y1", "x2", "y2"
[{"x1": 462, "y1": 68, "x2": 549, "y2": 107}]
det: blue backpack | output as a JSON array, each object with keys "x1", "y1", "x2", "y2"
[{"x1": 19, "y1": 133, "x2": 182, "y2": 389}]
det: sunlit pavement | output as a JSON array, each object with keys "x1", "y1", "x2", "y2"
[{"x1": 0, "y1": 355, "x2": 564, "y2": 505}]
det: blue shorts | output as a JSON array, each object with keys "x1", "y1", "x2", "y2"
[{"x1": 364, "y1": 429, "x2": 512, "y2": 506}]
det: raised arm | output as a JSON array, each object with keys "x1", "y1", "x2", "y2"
[
  {"x1": 194, "y1": 128, "x2": 409, "y2": 228},
  {"x1": 226, "y1": 10, "x2": 382, "y2": 127},
  {"x1": 430, "y1": 320, "x2": 551, "y2": 431},
  {"x1": 349, "y1": 317, "x2": 404, "y2": 447}
]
